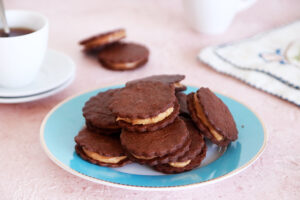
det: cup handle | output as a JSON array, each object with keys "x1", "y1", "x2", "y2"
[{"x1": 237, "y1": 0, "x2": 257, "y2": 12}]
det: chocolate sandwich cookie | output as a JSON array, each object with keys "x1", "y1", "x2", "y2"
[
  {"x1": 75, "y1": 128, "x2": 131, "y2": 167},
  {"x1": 176, "y1": 92, "x2": 190, "y2": 118},
  {"x1": 187, "y1": 88, "x2": 238, "y2": 146},
  {"x1": 98, "y1": 42, "x2": 149, "y2": 71},
  {"x1": 120, "y1": 117, "x2": 190, "y2": 165},
  {"x1": 109, "y1": 81, "x2": 179, "y2": 132},
  {"x1": 83, "y1": 89, "x2": 121, "y2": 135},
  {"x1": 79, "y1": 29, "x2": 126, "y2": 52},
  {"x1": 126, "y1": 74, "x2": 186, "y2": 92},
  {"x1": 125, "y1": 135, "x2": 191, "y2": 166},
  {"x1": 154, "y1": 146, "x2": 207, "y2": 174},
  {"x1": 153, "y1": 119, "x2": 206, "y2": 174}
]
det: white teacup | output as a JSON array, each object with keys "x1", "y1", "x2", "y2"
[
  {"x1": 182, "y1": 0, "x2": 257, "y2": 34},
  {"x1": 0, "y1": 10, "x2": 48, "y2": 88}
]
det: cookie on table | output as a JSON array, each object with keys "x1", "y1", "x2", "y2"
[
  {"x1": 75, "y1": 128, "x2": 131, "y2": 167},
  {"x1": 109, "y1": 81, "x2": 179, "y2": 132},
  {"x1": 79, "y1": 29, "x2": 126, "y2": 52},
  {"x1": 120, "y1": 117, "x2": 190, "y2": 166},
  {"x1": 187, "y1": 87, "x2": 238, "y2": 146},
  {"x1": 98, "y1": 42, "x2": 149, "y2": 71},
  {"x1": 176, "y1": 92, "x2": 190, "y2": 118},
  {"x1": 83, "y1": 89, "x2": 121, "y2": 135},
  {"x1": 126, "y1": 74, "x2": 186, "y2": 92},
  {"x1": 153, "y1": 118, "x2": 206, "y2": 174}
]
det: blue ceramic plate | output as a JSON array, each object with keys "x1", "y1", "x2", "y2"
[{"x1": 40, "y1": 85, "x2": 266, "y2": 191}]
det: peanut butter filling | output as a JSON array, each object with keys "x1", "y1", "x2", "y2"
[
  {"x1": 86, "y1": 30, "x2": 125, "y2": 48},
  {"x1": 117, "y1": 107, "x2": 174, "y2": 125},
  {"x1": 169, "y1": 160, "x2": 191, "y2": 168},
  {"x1": 194, "y1": 93, "x2": 224, "y2": 141},
  {"x1": 106, "y1": 58, "x2": 144, "y2": 70},
  {"x1": 132, "y1": 154, "x2": 157, "y2": 160},
  {"x1": 173, "y1": 82, "x2": 183, "y2": 88},
  {"x1": 83, "y1": 148, "x2": 127, "y2": 164}
]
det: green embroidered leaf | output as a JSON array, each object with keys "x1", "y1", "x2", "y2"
[{"x1": 295, "y1": 49, "x2": 300, "y2": 61}]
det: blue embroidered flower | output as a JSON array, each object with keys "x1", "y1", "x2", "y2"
[{"x1": 259, "y1": 48, "x2": 287, "y2": 64}]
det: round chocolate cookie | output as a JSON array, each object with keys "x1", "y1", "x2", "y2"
[
  {"x1": 153, "y1": 145, "x2": 207, "y2": 174},
  {"x1": 176, "y1": 92, "x2": 190, "y2": 118},
  {"x1": 120, "y1": 118, "x2": 189, "y2": 164},
  {"x1": 187, "y1": 88, "x2": 238, "y2": 146},
  {"x1": 75, "y1": 128, "x2": 131, "y2": 167},
  {"x1": 109, "y1": 81, "x2": 179, "y2": 132},
  {"x1": 126, "y1": 74, "x2": 186, "y2": 92},
  {"x1": 83, "y1": 89, "x2": 121, "y2": 135},
  {"x1": 79, "y1": 29, "x2": 126, "y2": 52},
  {"x1": 177, "y1": 119, "x2": 206, "y2": 161},
  {"x1": 124, "y1": 135, "x2": 191, "y2": 166},
  {"x1": 98, "y1": 42, "x2": 149, "y2": 71},
  {"x1": 117, "y1": 101, "x2": 180, "y2": 132},
  {"x1": 153, "y1": 118, "x2": 206, "y2": 174}
]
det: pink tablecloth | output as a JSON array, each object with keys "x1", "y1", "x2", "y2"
[{"x1": 1, "y1": 0, "x2": 300, "y2": 199}]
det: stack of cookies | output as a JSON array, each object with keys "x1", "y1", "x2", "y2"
[
  {"x1": 75, "y1": 74, "x2": 238, "y2": 174},
  {"x1": 79, "y1": 29, "x2": 149, "y2": 71}
]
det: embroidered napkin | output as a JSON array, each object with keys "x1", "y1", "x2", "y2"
[{"x1": 198, "y1": 21, "x2": 300, "y2": 106}]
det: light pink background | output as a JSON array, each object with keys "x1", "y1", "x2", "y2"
[{"x1": 1, "y1": 0, "x2": 300, "y2": 199}]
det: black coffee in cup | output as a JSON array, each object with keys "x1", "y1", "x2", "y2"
[{"x1": 0, "y1": 27, "x2": 34, "y2": 37}]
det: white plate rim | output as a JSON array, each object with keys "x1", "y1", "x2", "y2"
[
  {"x1": 0, "y1": 73, "x2": 74, "y2": 103},
  {"x1": 0, "y1": 49, "x2": 75, "y2": 97}
]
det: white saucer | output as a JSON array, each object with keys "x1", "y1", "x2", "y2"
[
  {"x1": 0, "y1": 73, "x2": 74, "y2": 103},
  {"x1": 0, "y1": 49, "x2": 75, "y2": 97}
]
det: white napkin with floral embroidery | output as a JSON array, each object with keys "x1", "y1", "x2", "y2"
[{"x1": 198, "y1": 21, "x2": 300, "y2": 106}]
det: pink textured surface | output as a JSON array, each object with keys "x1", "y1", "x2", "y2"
[{"x1": 1, "y1": 0, "x2": 300, "y2": 199}]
